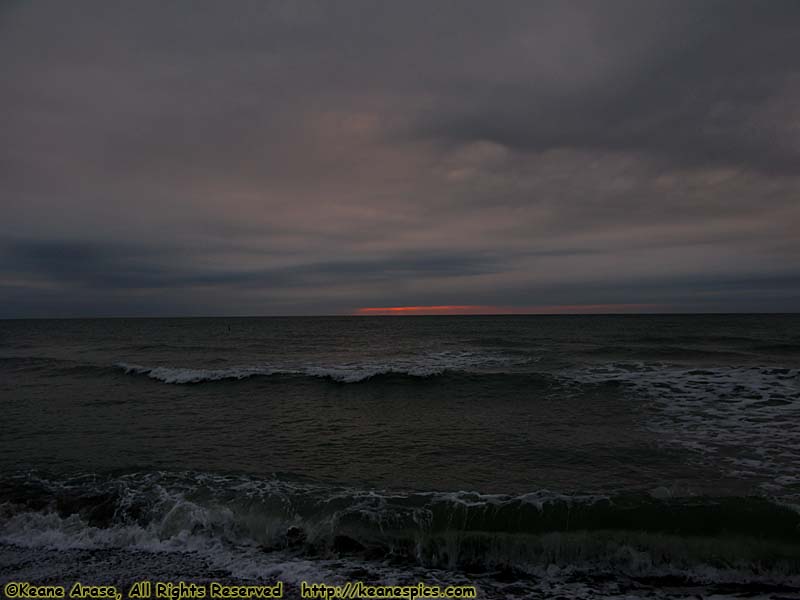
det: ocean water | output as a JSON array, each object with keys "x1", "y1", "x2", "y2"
[{"x1": 1, "y1": 315, "x2": 799, "y2": 599}]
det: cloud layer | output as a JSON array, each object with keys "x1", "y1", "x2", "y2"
[{"x1": 1, "y1": 1, "x2": 799, "y2": 316}]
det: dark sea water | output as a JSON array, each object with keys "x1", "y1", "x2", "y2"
[{"x1": 1, "y1": 315, "x2": 799, "y2": 599}]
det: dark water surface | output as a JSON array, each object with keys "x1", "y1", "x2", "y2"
[{"x1": 2, "y1": 315, "x2": 799, "y2": 598}]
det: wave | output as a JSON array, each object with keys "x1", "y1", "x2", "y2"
[
  {"x1": 566, "y1": 363, "x2": 800, "y2": 499},
  {"x1": 4, "y1": 351, "x2": 524, "y2": 384},
  {"x1": 115, "y1": 362, "x2": 464, "y2": 384},
  {"x1": 117, "y1": 362, "x2": 292, "y2": 383},
  {"x1": 115, "y1": 351, "x2": 522, "y2": 384},
  {"x1": 2, "y1": 471, "x2": 799, "y2": 584}
]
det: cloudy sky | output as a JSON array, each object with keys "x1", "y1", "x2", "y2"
[{"x1": 2, "y1": 1, "x2": 799, "y2": 317}]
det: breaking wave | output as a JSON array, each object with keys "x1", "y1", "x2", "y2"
[
  {"x1": 114, "y1": 351, "x2": 522, "y2": 384},
  {"x1": 1, "y1": 471, "x2": 799, "y2": 586}
]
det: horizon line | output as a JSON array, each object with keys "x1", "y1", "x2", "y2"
[{"x1": 1, "y1": 311, "x2": 798, "y2": 321}]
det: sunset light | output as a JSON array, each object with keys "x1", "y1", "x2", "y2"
[
  {"x1": 355, "y1": 305, "x2": 492, "y2": 315},
  {"x1": 355, "y1": 304, "x2": 663, "y2": 315}
]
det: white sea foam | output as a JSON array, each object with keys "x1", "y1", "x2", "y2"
[
  {"x1": 3, "y1": 471, "x2": 800, "y2": 596},
  {"x1": 116, "y1": 351, "x2": 519, "y2": 384},
  {"x1": 4, "y1": 501, "x2": 799, "y2": 594},
  {"x1": 116, "y1": 363, "x2": 287, "y2": 383},
  {"x1": 566, "y1": 363, "x2": 800, "y2": 498}
]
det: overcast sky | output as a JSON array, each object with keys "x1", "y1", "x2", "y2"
[{"x1": 2, "y1": 1, "x2": 799, "y2": 317}]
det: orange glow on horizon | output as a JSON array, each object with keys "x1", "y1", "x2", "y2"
[
  {"x1": 355, "y1": 303, "x2": 663, "y2": 315},
  {"x1": 356, "y1": 305, "x2": 491, "y2": 315}
]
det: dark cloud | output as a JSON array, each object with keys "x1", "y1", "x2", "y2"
[
  {"x1": 1, "y1": 238, "x2": 501, "y2": 292},
  {"x1": 1, "y1": 1, "x2": 799, "y2": 316},
  {"x1": 417, "y1": 2, "x2": 800, "y2": 174}
]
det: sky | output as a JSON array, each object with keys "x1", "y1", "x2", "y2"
[{"x1": 1, "y1": 0, "x2": 799, "y2": 317}]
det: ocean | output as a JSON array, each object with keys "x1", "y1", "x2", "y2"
[{"x1": 1, "y1": 315, "x2": 799, "y2": 599}]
